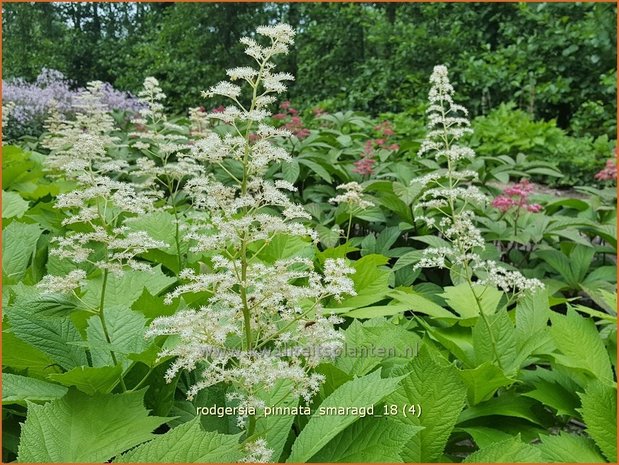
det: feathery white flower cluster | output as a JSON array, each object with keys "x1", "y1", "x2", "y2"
[
  {"x1": 39, "y1": 83, "x2": 168, "y2": 293},
  {"x1": 329, "y1": 182, "x2": 375, "y2": 209},
  {"x1": 240, "y1": 439, "x2": 274, "y2": 463},
  {"x1": 413, "y1": 66, "x2": 543, "y2": 297},
  {"x1": 130, "y1": 77, "x2": 200, "y2": 191},
  {"x1": 147, "y1": 24, "x2": 355, "y2": 437}
]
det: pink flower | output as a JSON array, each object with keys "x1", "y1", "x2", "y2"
[
  {"x1": 595, "y1": 159, "x2": 617, "y2": 182},
  {"x1": 388, "y1": 144, "x2": 400, "y2": 151},
  {"x1": 211, "y1": 105, "x2": 225, "y2": 113},
  {"x1": 294, "y1": 128, "x2": 310, "y2": 139},
  {"x1": 312, "y1": 107, "x2": 327, "y2": 116},
  {"x1": 273, "y1": 113, "x2": 287, "y2": 120},
  {"x1": 527, "y1": 204, "x2": 542, "y2": 213},
  {"x1": 374, "y1": 121, "x2": 395, "y2": 137},
  {"x1": 353, "y1": 157, "x2": 376, "y2": 175},
  {"x1": 503, "y1": 178, "x2": 534, "y2": 198},
  {"x1": 280, "y1": 101, "x2": 291, "y2": 110},
  {"x1": 492, "y1": 195, "x2": 515, "y2": 212}
]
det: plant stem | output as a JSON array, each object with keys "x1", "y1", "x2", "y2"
[
  {"x1": 98, "y1": 269, "x2": 127, "y2": 391},
  {"x1": 346, "y1": 210, "x2": 354, "y2": 242}
]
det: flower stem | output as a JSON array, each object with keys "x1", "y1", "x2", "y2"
[{"x1": 98, "y1": 269, "x2": 127, "y2": 391}]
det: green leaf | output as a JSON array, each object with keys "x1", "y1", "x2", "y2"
[
  {"x1": 115, "y1": 419, "x2": 243, "y2": 463},
  {"x1": 286, "y1": 370, "x2": 401, "y2": 463},
  {"x1": 2, "y1": 221, "x2": 41, "y2": 282},
  {"x1": 458, "y1": 392, "x2": 546, "y2": 425},
  {"x1": 334, "y1": 319, "x2": 420, "y2": 376},
  {"x1": 125, "y1": 211, "x2": 176, "y2": 253},
  {"x1": 463, "y1": 435, "x2": 542, "y2": 463},
  {"x1": 48, "y1": 365, "x2": 123, "y2": 395},
  {"x1": 389, "y1": 289, "x2": 455, "y2": 319},
  {"x1": 460, "y1": 362, "x2": 514, "y2": 405},
  {"x1": 5, "y1": 302, "x2": 88, "y2": 370},
  {"x1": 442, "y1": 283, "x2": 502, "y2": 319},
  {"x1": 578, "y1": 381, "x2": 617, "y2": 462},
  {"x1": 298, "y1": 158, "x2": 332, "y2": 182},
  {"x1": 2, "y1": 190, "x2": 29, "y2": 218},
  {"x1": 550, "y1": 308, "x2": 614, "y2": 385},
  {"x1": 255, "y1": 380, "x2": 299, "y2": 462},
  {"x1": 17, "y1": 389, "x2": 167, "y2": 462},
  {"x1": 315, "y1": 224, "x2": 341, "y2": 249},
  {"x1": 332, "y1": 254, "x2": 391, "y2": 310},
  {"x1": 386, "y1": 343, "x2": 466, "y2": 462},
  {"x1": 2, "y1": 373, "x2": 68, "y2": 405},
  {"x1": 87, "y1": 305, "x2": 148, "y2": 368},
  {"x1": 538, "y1": 432, "x2": 606, "y2": 463},
  {"x1": 310, "y1": 416, "x2": 422, "y2": 462},
  {"x1": 459, "y1": 426, "x2": 513, "y2": 449},
  {"x1": 21, "y1": 294, "x2": 79, "y2": 319},
  {"x1": 2, "y1": 331, "x2": 57, "y2": 378},
  {"x1": 256, "y1": 234, "x2": 313, "y2": 263},
  {"x1": 281, "y1": 159, "x2": 300, "y2": 183},
  {"x1": 82, "y1": 266, "x2": 176, "y2": 308},
  {"x1": 473, "y1": 310, "x2": 518, "y2": 375}
]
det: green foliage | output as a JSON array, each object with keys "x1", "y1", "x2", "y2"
[{"x1": 17, "y1": 389, "x2": 167, "y2": 462}]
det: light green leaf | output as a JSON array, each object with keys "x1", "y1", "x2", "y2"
[
  {"x1": 87, "y1": 305, "x2": 148, "y2": 368},
  {"x1": 334, "y1": 319, "x2": 420, "y2": 376},
  {"x1": 126, "y1": 211, "x2": 176, "y2": 253},
  {"x1": 473, "y1": 310, "x2": 518, "y2": 375},
  {"x1": 389, "y1": 289, "x2": 455, "y2": 319},
  {"x1": 255, "y1": 380, "x2": 299, "y2": 462},
  {"x1": 2, "y1": 331, "x2": 56, "y2": 379},
  {"x1": 310, "y1": 416, "x2": 422, "y2": 462},
  {"x1": 386, "y1": 344, "x2": 466, "y2": 462},
  {"x1": 286, "y1": 370, "x2": 401, "y2": 463},
  {"x1": 463, "y1": 435, "x2": 542, "y2": 463},
  {"x1": 48, "y1": 365, "x2": 123, "y2": 395},
  {"x1": 256, "y1": 234, "x2": 313, "y2": 263},
  {"x1": 578, "y1": 381, "x2": 617, "y2": 462},
  {"x1": 5, "y1": 302, "x2": 88, "y2": 370},
  {"x1": 2, "y1": 221, "x2": 41, "y2": 282},
  {"x1": 460, "y1": 362, "x2": 514, "y2": 405},
  {"x1": 538, "y1": 432, "x2": 606, "y2": 463},
  {"x1": 17, "y1": 389, "x2": 167, "y2": 462},
  {"x1": 332, "y1": 254, "x2": 391, "y2": 310},
  {"x1": 82, "y1": 266, "x2": 176, "y2": 308},
  {"x1": 2, "y1": 190, "x2": 29, "y2": 218},
  {"x1": 459, "y1": 426, "x2": 513, "y2": 449},
  {"x1": 458, "y1": 392, "x2": 545, "y2": 425},
  {"x1": 115, "y1": 419, "x2": 243, "y2": 463},
  {"x1": 550, "y1": 308, "x2": 614, "y2": 385},
  {"x1": 2, "y1": 373, "x2": 68, "y2": 405},
  {"x1": 442, "y1": 283, "x2": 502, "y2": 319}
]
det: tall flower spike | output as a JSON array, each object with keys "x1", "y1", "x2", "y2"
[
  {"x1": 147, "y1": 24, "x2": 355, "y2": 442},
  {"x1": 413, "y1": 65, "x2": 543, "y2": 300}
]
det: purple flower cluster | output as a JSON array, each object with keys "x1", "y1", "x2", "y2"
[{"x1": 3, "y1": 68, "x2": 143, "y2": 137}]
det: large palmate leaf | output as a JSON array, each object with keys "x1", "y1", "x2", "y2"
[
  {"x1": 386, "y1": 343, "x2": 466, "y2": 462},
  {"x1": 310, "y1": 416, "x2": 422, "y2": 462},
  {"x1": 115, "y1": 419, "x2": 243, "y2": 463},
  {"x1": 17, "y1": 389, "x2": 167, "y2": 462},
  {"x1": 578, "y1": 381, "x2": 617, "y2": 462},
  {"x1": 286, "y1": 370, "x2": 401, "y2": 463}
]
